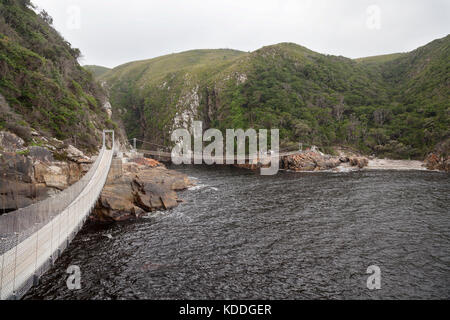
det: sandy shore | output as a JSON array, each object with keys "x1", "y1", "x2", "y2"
[{"x1": 366, "y1": 158, "x2": 427, "y2": 171}]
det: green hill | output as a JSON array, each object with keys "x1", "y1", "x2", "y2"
[
  {"x1": 84, "y1": 65, "x2": 111, "y2": 78},
  {"x1": 102, "y1": 37, "x2": 449, "y2": 159},
  {"x1": 0, "y1": 0, "x2": 119, "y2": 152},
  {"x1": 355, "y1": 53, "x2": 406, "y2": 64}
]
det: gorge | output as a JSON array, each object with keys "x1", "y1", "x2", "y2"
[{"x1": 0, "y1": 0, "x2": 448, "y2": 301}]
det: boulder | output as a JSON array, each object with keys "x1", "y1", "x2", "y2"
[
  {"x1": 349, "y1": 157, "x2": 369, "y2": 168},
  {"x1": 94, "y1": 176, "x2": 143, "y2": 221},
  {"x1": 65, "y1": 144, "x2": 87, "y2": 161},
  {"x1": 138, "y1": 179, "x2": 179, "y2": 210}
]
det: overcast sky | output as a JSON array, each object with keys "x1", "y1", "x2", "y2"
[{"x1": 32, "y1": 0, "x2": 449, "y2": 68}]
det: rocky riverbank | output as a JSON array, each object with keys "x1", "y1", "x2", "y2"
[
  {"x1": 93, "y1": 157, "x2": 192, "y2": 222},
  {"x1": 0, "y1": 130, "x2": 192, "y2": 219},
  {"x1": 238, "y1": 146, "x2": 445, "y2": 173},
  {"x1": 281, "y1": 150, "x2": 369, "y2": 172}
]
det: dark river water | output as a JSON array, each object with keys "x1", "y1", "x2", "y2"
[{"x1": 24, "y1": 166, "x2": 449, "y2": 300}]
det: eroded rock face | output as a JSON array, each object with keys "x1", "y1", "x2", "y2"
[
  {"x1": 0, "y1": 152, "x2": 34, "y2": 183},
  {"x1": 93, "y1": 158, "x2": 192, "y2": 222},
  {"x1": 0, "y1": 176, "x2": 59, "y2": 213},
  {"x1": 0, "y1": 143, "x2": 93, "y2": 213}
]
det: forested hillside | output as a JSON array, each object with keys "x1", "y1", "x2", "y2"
[
  {"x1": 0, "y1": 0, "x2": 119, "y2": 152},
  {"x1": 102, "y1": 37, "x2": 449, "y2": 159}
]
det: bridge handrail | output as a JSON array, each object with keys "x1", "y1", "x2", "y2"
[
  {"x1": 0, "y1": 147, "x2": 104, "y2": 249},
  {"x1": 0, "y1": 141, "x2": 114, "y2": 300}
]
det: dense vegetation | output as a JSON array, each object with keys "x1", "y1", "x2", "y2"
[
  {"x1": 0, "y1": 0, "x2": 117, "y2": 151},
  {"x1": 101, "y1": 36, "x2": 449, "y2": 159}
]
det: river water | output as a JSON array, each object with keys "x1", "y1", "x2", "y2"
[{"x1": 24, "y1": 166, "x2": 450, "y2": 299}]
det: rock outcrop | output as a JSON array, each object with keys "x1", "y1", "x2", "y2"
[
  {"x1": 93, "y1": 157, "x2": 191, "y2": 222},
  {"x1": 424, "y1": 153, "x2": 450, "y2": 172},
  {"x1": 281, "y1": 151, "x2": 342, "y2": 171},
  {"x1": 0, "y1": 131, "x2": 93, "y2": 212}
]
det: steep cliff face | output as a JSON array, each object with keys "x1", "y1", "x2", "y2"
[
  {"x1": 99, "y1": 48, "x2": 247, "y2": 147},
  {"x1": 100, "y1": 37, "x2": 449, "y2": 160},
  {"x1": 0, "y1": 1, "x2": 131, "y2": 213},
  {"x1": 0, "y1": 0, "x2": 127, "y2": 152}
]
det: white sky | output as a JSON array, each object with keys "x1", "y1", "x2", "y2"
[{"x1": 31, "y1": 0, "x2": 450, "y2": 68}]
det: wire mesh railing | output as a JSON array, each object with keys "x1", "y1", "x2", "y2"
[{"x1": 0, "y1": 137, "x2": 114, "y2": 300}]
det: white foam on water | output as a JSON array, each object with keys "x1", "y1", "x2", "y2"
[{"x1": 188, "y1": 184, "x2": 209, "y2": 191}]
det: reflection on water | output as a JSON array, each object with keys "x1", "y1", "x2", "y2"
[{"x1": 25, "y1": 166, "x2": 450, "y2": 299}]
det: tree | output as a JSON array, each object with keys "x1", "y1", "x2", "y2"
[
  {"x1": 332, "y1": 96, "x2": 346, "y2": 121},
  {"x1": 18, "y1": 0, "x2": 35, "y2": 8},
  {"x1": 373, "y1": 109, "x2": 391, "y2": 125}
]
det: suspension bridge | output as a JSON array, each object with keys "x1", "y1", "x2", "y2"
[
  {"x1": 130, "y1": 138, "x2": 311, "y2": 163},
  {"x1": 0, "y1": 133, "x2": 309, "y2": 300},
  {"x1": 0, "y1": 130, "x2": 115, "y2": 300}
]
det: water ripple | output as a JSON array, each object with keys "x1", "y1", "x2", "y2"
[{"x1": 25, "y1": 167, "x2": 450, "y2": 300}]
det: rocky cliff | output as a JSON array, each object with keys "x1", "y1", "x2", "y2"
[{"x1": 0, "y1": 130, "x2": 94, "y2": 212}]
